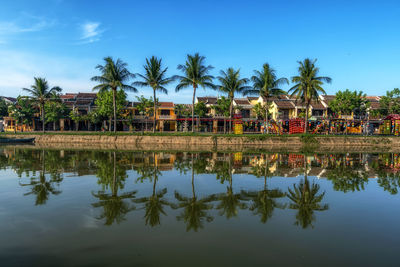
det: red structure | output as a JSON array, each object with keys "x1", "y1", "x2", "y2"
[{"x1": 289, "y1": 119, "x2": 305, "y2": 134}]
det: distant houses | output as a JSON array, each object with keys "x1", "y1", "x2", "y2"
[{"x1": 0, "y1": 92, "x2": 385, "y2": 132}]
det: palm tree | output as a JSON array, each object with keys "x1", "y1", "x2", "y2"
[
  {"x1": 91, "y1": 57, "x2": 136, "y2": 133},
  {"x1": 288, "y1": 58, "x2": 332, "y2": 133},
  {"x1": 245, "y1": 63, "x2": 288, "y2": 134},
  {"x1": 23, "y1": 77, "x2": 62, "y2": 132},
  {"x1": 175, "y1": 53, "x2": 215, "y2": 132},
  {"x1": 134, "y1": 56, "x2": 175, "y2": 132},
  {"x1": 216, "y1": 68, "x2": 251, "y2": 133}
]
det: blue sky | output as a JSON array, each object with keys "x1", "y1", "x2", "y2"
[{"x1": 0, "y1": 0, "x2": 399, "y2": 103}]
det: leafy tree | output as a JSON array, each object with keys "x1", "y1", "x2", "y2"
[
  {"x1": 95, "y1": 89, "x2": 127, "y2": 131},
  {"x1": 246, "y1": 63, "x2": 288, "y2": 133},
  {"x1": 45, "y1": 97, "x2": 68, "y2": 131},
  {"x1": 0, "y1": 98, "x2": 8, "y2": 117},
  {"x1": 252, "y1": 102, "x2": 267, "y2": 120},
  {"x1": 329, "y1": 89, "x2": 369, "y2": 118},
  {"x1": 175, "y1": 53, "x2": 215, "y2": 132},
  {"x1": 377, "y1": 88, "x2": 400, "y2": 116},
  {"x1": 134, "y1": 56, "x2": 174, "y2": 132},
  {"x1": 194, "y1": 101, "x2": 208, "y2": 118},
  {"x1": 91, "y1": 57, "x2": 136, "y2": 132},
  {"x1": 212, "y1": 96, "x2": 230, "y2": 133},
  {"x1": 216, "y1": 68, "x2": 251, "y2": 132},
  {"x1": 8, "y1": 96, "x2": 35, "y2": 131},
  {"x1": 135, "y1": 95, "x2": 155, "y2": 131},
  {"x1": 69, "y1": 107, "x2": 83, "y2": 131},
  {"x1": 174, "y1": 104, "x2": 191, "y2": 118},
  {"x1": 288, "y1": 59, "x2": 331, "y2": 133},
  {"x1": 22, "y1": 77, "x2": 62, "y2": 132}
]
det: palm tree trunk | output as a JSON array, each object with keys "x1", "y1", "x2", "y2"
[
  {"x1": 153, "y1": 89, "x2": 156, "y2": 133},
  {"x1": 109, "y1": 117, "x2": 112, "y2": 132},
  {"x1": 229, "y1": 96, "x2": 233, "y2": 134},
  {"x1": 53, "y1": 121, "x2": 56, "y2": 131},
  {"x1": 192, "y1": 86, "x2": 197, "y2": 133},
  {"x1": 265, "y1": 100, "x2": 269, "y2": 134},
  {"x1": 41, "y1": 103, "x2": 45, "y2": 133},
  {"x1": 305, "y1": 103, "x2": 309, "y2": 134}
]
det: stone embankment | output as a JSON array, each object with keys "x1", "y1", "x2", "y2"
[{"x1": 2, "y1": 134, "x2": 400, "y2": 152}]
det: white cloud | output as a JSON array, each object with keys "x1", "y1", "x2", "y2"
[{"x1": 79, "y1": 22, "x2": 104, "y2": 44}]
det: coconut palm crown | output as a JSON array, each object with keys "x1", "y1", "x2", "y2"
[
  {"x1": 244, "y1": 63, "x2": 288, "y2": 134},
  {"x1": 23, "y1": 77, "x2": 62, "y2": 132},
  {"x1": 134, "y1": 56, "x2": 174, "y2": 132},
  {"x1": 288, "y1": 58, "x2": 331, "y2": 133},
  {"x1": 91, "y1": 57, "x2": 136, "y2": 133},
  {"x1": 174, "y1": 53, "x2": 215, "y2": 132}
]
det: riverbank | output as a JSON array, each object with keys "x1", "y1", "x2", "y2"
[{"x1": 1, "y1": 132, "x2": 398, "y2": 152}]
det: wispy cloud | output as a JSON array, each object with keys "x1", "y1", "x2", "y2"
[
  {"x1": 0, "y1": 14, "x2": 53, "y2": 44},
  {"x1": 79, "y1": 22, "x2": 104, "y2": 44}
]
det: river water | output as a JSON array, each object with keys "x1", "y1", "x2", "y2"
[{"x1": 0, "y1": 147, "x2": 399, "y2": 266}]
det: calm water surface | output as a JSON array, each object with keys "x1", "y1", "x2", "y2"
[{"x1": 0, "y1": 147, "x2": 399, "y2": 266}]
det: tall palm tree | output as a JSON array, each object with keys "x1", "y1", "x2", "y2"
[
  {"x1": 288, "y1": 58, "x2": 331, "y2": 133},
  {"x1": 175, "y1": 53, "x2": 215, "y2": 132},
  {"x1": 245, "y1": 63, "x2": 288, "y2": 134},
  {"x1": 91, "y1": 57, "x2": 136, "y2": 133},
  {"x1": 134, "y1": 56, "x2": 175, "y2": 132},
  {"x1": 216, "y1": 68, "x2": 251, "y2": 133},
  {"x1": 23, "y1": 77, "x2": 62, "y2": 132}
]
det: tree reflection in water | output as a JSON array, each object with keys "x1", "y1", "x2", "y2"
[
  {"x1": 287, "y1": 155, "x2": 328, "y2": 229},
  {"x1": 214, "y1": 153, "x2": 248, "y2": 219},
  {"x1": 133, "y1": 152, "x2": 170, "y2": 227},
  {"x1": 242, "y1": 154, "x2": 286, "y2": 223},
  {"x1": 173, "y1": 154, "x2": 214, "y2": 232},
  {"x1": 19, "y1": 150, "x2": 62, "y2": 205},
  {"x1": 92, "y1": 151, "x2": 137, "y2": 225}
]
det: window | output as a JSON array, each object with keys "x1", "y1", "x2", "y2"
[{"x1": 161, "y1": 110, "x2": 170, "y2": 115}]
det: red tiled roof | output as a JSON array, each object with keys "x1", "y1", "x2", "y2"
[
  {"x1": 274, "y1": 100, "x2": 295, "y2": 109},
  {"x1": 310, "y1": 101, "x2": 326, "y2": 110},
  {"x1": 77, "y1": 93, "x2": 97, "y2": 99},
  {"x1": 234, "y1": 98, "x2": 251, "y2": 105},
  {"x1": 370, "y1": 101, "x2": 381, "y2": 109},
  {"x1": 197, "y1": 97, "x2": 218, "y2": 104},
  {"x1": 159, "y1": 102, "x2": 174, "y2": 108}
]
